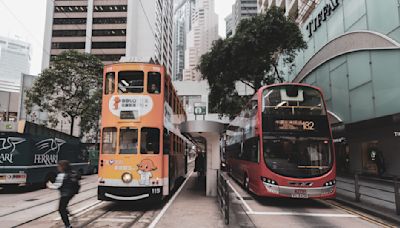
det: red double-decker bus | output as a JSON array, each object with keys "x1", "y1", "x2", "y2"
[{"x1": 225, "y1": 83, "x2": 335, "y2": 199}]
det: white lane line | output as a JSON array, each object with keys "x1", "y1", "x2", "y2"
[
  {"x1": 247, "y1": 211, "x2": 359, "y2": 217},
  {"x1": 227, "y1": 180, "x2": 254, "y2": 213},
  {"x1": 148, "y1": 171, "x2": 193, "y2": 228}
]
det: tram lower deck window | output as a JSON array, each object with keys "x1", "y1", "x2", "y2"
[
  {"x1": 141, "y1": 128, "x2": 160, "y2": 154},
  {"x1": 119, "y1": 128, "x2": 138, "y2": 154},
  {"x1": 101, "y1": 127, "x2": 117, "y2": 154}
]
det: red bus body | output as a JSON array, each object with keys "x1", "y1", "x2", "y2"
[{"x1": 226, "y1": 83, "x2": 336, "y2": 199}]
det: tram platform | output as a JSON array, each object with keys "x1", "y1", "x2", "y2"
[{"x1": 152, "y1": 173, "x2": 225, "y2": 228}]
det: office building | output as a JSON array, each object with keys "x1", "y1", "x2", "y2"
[
  {"x1": 43, "y1": 0, "x2": 174, "y2": 74},
  {"x1": 0, "y1": 36, "x2": 31, "y2": 93},
  {"x1": 182, "y1": 0, "x2": 218, "y2": 81}
]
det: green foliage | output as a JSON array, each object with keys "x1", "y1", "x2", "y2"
[
  {"x1": 198, "y1": 7, "x2": 307, "y2": 118},
  {"x1": 25, "y1": 50, "x2": 103, "y2": 138}
]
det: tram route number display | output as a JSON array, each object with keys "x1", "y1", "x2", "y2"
[{"x1": 274, "y1": 120, "x2": 316, "y2": 131}]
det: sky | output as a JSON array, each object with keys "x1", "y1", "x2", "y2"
[
  {"x1": 0, "y1": 0, "x2": 234, "y2": 76},
  {"x1": 0, "y1": 0, "x2": 47, "y2": 76},
  {"x1": 215, "y1": 0, "x2": 235, "y2": 38}
]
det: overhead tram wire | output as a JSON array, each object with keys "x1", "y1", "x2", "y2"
[
  {"x1": 0, "y1": 0, "x2": 52, "y2": 57},
  {"x1": 138, "y1": 0, "x2": 156, "y2": 37}
]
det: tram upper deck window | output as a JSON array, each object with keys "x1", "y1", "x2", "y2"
[
  {"x1": 119, "y1": 127, "x2": 138, "y2": 154},
  {"x1": 140, "y1": 128, "x2": 160, "y2": 154},
  {"x1": 148, "y1": 72, "x2": 161, "y2": 94},
  {"x1": 118, "y1": 71, "x2": 144, "y2": 94},
  {"x1": 104, "y1": 72, "x2": 115, "y2": 94},
  {"x1": 101, "y1": 127, "x2": 117, "y2": 154}
]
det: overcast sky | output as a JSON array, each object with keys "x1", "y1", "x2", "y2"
[{"x1": 0, "y1": 0, "x2": 234, "y2": 76}]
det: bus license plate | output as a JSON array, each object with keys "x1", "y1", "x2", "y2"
[{"x1": 292, "y1": 189, "x2": 308, "y2": 198}]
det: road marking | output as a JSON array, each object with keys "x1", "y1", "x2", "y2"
[
  {"x1": 148, "y1": 171, "x2": 193, "y2": 228},
  {"x1": 227, "y1": 179, "x2": 254, "y2": 213},
  {"x1": 246, "y1": 211, "x2": 358, "y2": 217},
  {"x1": 321, "y1": 200, "x2": 396, "y2": 228}
]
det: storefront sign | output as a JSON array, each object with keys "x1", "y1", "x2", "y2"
[{"x1": 306, "y1": 0, "x2": 340, "y2": 38}]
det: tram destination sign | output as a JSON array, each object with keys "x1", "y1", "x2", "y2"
[{"x1": 306, "y1": 0, "x2": 340, "y2": 38}]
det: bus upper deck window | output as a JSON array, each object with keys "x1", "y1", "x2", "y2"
[
  {"x1": 140, "y1": 128, "x2": 160, "y2": 154},
  {"x1": 118, "y1": 71, "x2": 144, "y2": 94},
  {"x1": 148, "y1": 72, "x2": 161, "y2": 94},
  {"x1": 119, "y1": 128, "x2": 138, "y2": 154},
  {"x1": 105, "y1": 72, "x2": 115, "y2": 94},
  {"x1": 102, "y1": 127, "x2": 117, "y2": 154}
]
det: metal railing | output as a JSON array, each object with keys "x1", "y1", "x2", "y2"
[
  {"x1": 337, "y1": 173, "x2": 400, "y2": 215},
  {"x1": 217, "y1": 170, "x2": 230, "y2": 225}
]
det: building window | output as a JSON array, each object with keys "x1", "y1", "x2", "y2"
[
  {"x1": 51, "y1": 42, "x2": 85, "y2": 49},
  {"x1": 118, "y1": 71, "x2": 144, "y2": 94},
  {"x1": 101, "y1": 127, "x2": 117, "y2": 154},
  {"x1": 140, "y1": 128, "x2": 160, "y2": 154},
  {"x1": 53, "y1": 18, "x2": 86, "y2": 24},
  {"x1": 92, "y1": 29, "x2": 126, "y2": 36},
  {"x1": 92, "y1": 17, "x2": 127, "y2": 24},
  {"x1": 119, "y1": 128, "x2": 138, "y2": 154},
  {"x1": 91, "y1": 42, "x2": 126, "y2": 49},
  {"x1": 54, "y1": 6, "x2": 87, "y2": 13},
  {"x1": 95, "y1": 54, "x2": 123, "y2": 62},
  {"x1": 52, "y1": 30, "x2": 86, "y2": 37},
  {"x1": 94, "y1": 5, "x2": 127, "y2": 12}
]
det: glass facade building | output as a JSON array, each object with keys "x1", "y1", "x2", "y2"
[{"x1": 282, "y1": 0, "x2": 400, "y2": 177}]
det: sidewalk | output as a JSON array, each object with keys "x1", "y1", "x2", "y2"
[
  {"x1": 154, "y1": 174, "x2": 225, "y2": 228},
  {"x1": 336, "y1": 175, "x2": 400, "y2": 224}
]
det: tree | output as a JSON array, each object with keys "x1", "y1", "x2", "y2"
[
  {"x1": 25, "y1": 50, "x2": 103, "y2": 137},
  {"x1": 198, "y1": 7, "x2": 307, "y2": 117}
]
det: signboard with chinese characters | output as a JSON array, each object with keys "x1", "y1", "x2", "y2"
[{"x1": 108, "y1": 95, "x2": 153, "y2": 119}]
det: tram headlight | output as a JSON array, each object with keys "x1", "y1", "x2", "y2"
[{"x1": 121, "y1": 172, "x2": 133, "y2": 183}]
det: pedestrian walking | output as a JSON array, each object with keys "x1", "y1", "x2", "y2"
[
  {"x1": 194, "y1": 152, "x2": 205, "y2": 179},
  {"x1": 47, "y1": 160, "x2": 80, "y2": 228}
]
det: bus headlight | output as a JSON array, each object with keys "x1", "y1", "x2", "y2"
[
  {"x1": 324, "y1": 179, "x2": 336, "y2": 186},
  {"x1": 261, "y1": 177, "x2": 278, "y2": 185},
  {"x1": 121, "y1": 172, "x2": 133, "y2": 183}
]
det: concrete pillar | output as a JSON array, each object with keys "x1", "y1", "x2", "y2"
[{"x1": 204, "y1": 134, "x2": 221, "y2": 197}]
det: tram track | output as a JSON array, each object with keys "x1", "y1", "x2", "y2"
[
  {"x1": 12, "y1": 194, "x2": 98, "y2": 228},
  {"x1": 64, "y1": 202, "x2": 147, "y2": 228},
  {"x1": 1, "y1": 185, "x2": 98, "y2": 218}
]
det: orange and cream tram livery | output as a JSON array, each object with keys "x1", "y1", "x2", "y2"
[{"x1": 98, "y1": 62, "x2": 189, "y2": 201}]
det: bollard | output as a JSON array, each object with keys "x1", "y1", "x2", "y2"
[
  {"x1": 355, "y1": 173, "x2": 361, "y2": 202},
  {"x1": 394, "y1": 177, "x2": 400, "y2": 215}
]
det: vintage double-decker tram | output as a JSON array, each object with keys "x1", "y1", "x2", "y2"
[
  {"x1": 225, "y1": 83, "x2": 336, "y2": 199},
  {"x1": 98, "y1": 61, "x2": 190, "y2": 201}
]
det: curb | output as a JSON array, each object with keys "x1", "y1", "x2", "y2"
[{"x1": 334, "y1": 195, "x2": 400, "y2": 225}]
